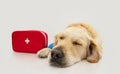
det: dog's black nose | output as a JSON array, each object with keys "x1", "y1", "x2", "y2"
[{"x1": 51, "y1": 48, "x2": 64, "y2": 60}]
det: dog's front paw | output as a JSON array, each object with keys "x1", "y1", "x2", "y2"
[{"x1": 37, "y1": 48, "x2": 51, "y2": 58}]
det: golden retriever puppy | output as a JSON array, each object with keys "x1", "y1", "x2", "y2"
[{"x1": 37, "y1": 23, "x2": 102, "y2": 67}]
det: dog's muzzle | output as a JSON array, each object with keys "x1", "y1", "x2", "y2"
[
  {"x1": 49, "y1": 46, "x2": 66, "y2": 67},
  {"x1": 51, "y1": 47, "x2": 64, "y2": 61}
]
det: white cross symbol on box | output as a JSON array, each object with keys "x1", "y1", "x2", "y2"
[{"x1": 25, "y1": 38, "x2": 30, "y2": 44}]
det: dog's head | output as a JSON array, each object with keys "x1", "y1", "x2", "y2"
[{"x1": 49, "y1": 23, "x2": 101, "y2": 67}]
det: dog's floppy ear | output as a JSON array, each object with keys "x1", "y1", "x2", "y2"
[{"x1": 87, "y1": 40, "x2": 101, "y2": 63}]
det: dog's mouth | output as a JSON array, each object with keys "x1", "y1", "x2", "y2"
[{"x1": 49, "y1": 58, "x2": 67, "y2": 67}]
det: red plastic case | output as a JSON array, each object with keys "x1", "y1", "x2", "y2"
[{"x1": 12, "y1": 30, "x2": 48, "y2": 53}]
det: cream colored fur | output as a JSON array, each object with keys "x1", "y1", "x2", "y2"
[{"x1": 37, "y1": 23, "x2": 102, "y2": 67}]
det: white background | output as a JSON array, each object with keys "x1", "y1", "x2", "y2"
[{"x1": 0, "y1": 0, "x2": 120, "y2": 74}]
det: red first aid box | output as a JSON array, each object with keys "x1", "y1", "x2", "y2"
[{"x1": 12, "y1": 30, "x2": 48, "y2": 53}]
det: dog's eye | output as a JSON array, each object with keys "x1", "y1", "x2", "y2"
[
  {"x1": 73, "y1": 41, "x2": 81, "y2": 46},
  {"x1": 59, "y1": 36, "x2": 64, "y2": 40}
]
